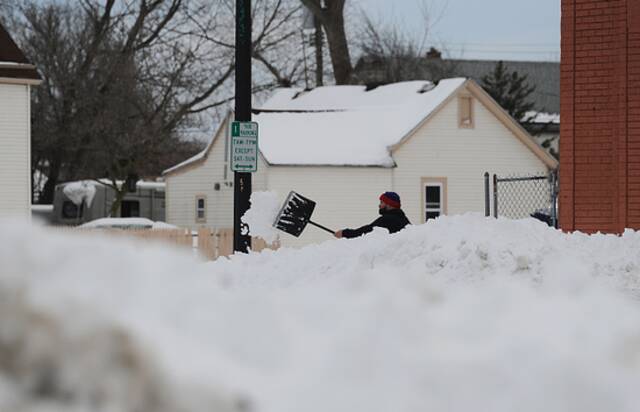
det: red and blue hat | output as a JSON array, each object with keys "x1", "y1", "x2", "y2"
[{"x1": 380, "y1": 191, "x2": 401, "y2": 208}]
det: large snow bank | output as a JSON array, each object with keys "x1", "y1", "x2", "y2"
[{"x1": 2, "y1": 215, "x2": 640, "y2": 411}]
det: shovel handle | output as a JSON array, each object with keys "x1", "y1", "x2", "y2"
[{"x1": 308, "y1": 220, "x2": 335, "y2": 235}]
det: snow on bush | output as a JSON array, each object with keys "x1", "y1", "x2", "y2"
[
  {"x1": 2, "y1": 214, "x2": 640, "y2": 411},
  {"x1": 241, "y1": 191, "x2": 282, "y2": 243}
]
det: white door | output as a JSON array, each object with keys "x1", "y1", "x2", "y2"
[{"x1": 422, "y1": 178, "x2": 446, "y2": 222}]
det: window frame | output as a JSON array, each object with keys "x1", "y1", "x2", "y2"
[
  {"x1": 195, "y1": 194, "x2": 207, "y2": 223},
  {"x1": 421, "y1": 177, "x2": 448, "y2": 223},
  {"x1": 458, "y1": 95, "x2": 474, "y2": 129}
]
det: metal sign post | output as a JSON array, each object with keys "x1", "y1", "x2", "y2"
[{"x1": 234, "y1": 0, "x2": 252, "y2": 253}]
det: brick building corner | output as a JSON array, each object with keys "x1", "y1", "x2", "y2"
[{"x1": 560, "y1": 0, "x2": 640, "y2": 233}]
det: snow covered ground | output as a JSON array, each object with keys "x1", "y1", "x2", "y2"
[{"x1": 2, "y1": 215, "x2": 640, "y2": 411}]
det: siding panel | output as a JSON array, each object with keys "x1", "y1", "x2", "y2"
[{"x1": 0, "y1": 84, "x2": 30, "y2": 219}]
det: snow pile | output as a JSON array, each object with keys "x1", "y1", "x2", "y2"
[
  {"x1": 62, "y1": 180, "x2": 97, "y2": 207},
  {"x1": 241, "y1": 191, "x2": 281, "y2": 243},
  {"x1": 151, "y1": 221, "x2": 179, "y2": 229},
  {"x1": 0, "y1": 290, "x2": 240, "y2": 412},
  {"x1": 2, "y1": 215, "x2": 640, "y2": 412},
  {"x1": 79, "y1": 217, "x2": 178, "y2": 230}
]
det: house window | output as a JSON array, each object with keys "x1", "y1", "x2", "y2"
[
  {"x1": 422, "y1": 178, "x2": 447, "y2": 222},
  {"x1": 458, "y1": 96, "x2": 474, "y2": 128},
  {"x1": 195, "y1": 195, "x2": 206, "y2": 222}
]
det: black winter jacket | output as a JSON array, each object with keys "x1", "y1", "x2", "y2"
[{"x1": 342, "y1": 208, "x2": 411, "y2": 239}]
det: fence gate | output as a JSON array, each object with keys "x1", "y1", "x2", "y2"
[{"x1": 484, "y1": 170, "x2": 558, "y2": 227}]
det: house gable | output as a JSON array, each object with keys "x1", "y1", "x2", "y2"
[
  {"x1": 465, "y1": 81, "x2": 558, "y2": 169},
  {"x1": 163, "y1": 115, "x2": 269, "y2": 229},
  {"x1": 390, "y1": 80, "x2": 558, "y2": 170},
  {"x1": 164, "y1": 116, "x2": 232, "y2": 227}
]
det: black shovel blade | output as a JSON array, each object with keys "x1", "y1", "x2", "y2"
[{"x1": 273, "y1": 191, "x2": 316, "y2": 237}]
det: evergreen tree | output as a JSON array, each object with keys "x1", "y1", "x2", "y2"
[{"x1": 481, "y1": 61, "x2": 536, "y2": 122}]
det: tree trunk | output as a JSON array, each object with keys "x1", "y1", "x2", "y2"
[
  {"x1": 109, "y1": 186, "x2": 126, "y2": 217},
  {"x1": 301, "y1": 0, "x2": 353, "y2": 85},
  {"x1": 40, "y1": 160, "x2": 60, "y2": 204},
  {"x1": 108, "y1": 173, "x2": 137, "y2": 217},
  {"x1": 322, "y1": 12, "x2": 352, "y2": 85}
]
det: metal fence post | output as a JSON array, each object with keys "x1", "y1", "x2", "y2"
[
  {"x1": 550, "y1": 170, "x2": 558, "y2": 228},
  {"x1": 484, "y1": 172, "x2": 490, "y2": 217},
  {"x1": 492, "y1": 174, "x2": 498, "y2": 218}
]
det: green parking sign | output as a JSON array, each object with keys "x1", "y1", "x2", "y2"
[{"x1": 230, "y1": 121, "x2": 258, "y2": 172}]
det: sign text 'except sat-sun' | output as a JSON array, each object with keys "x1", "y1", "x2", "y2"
[{"x1": 230, "y1": 121, "x2": 258, "y2": 172}]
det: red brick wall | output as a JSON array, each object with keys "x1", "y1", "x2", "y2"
[
  {"x1": 560, "y1": 0, "x2": 640, "y2": 233},
  {"x1": 628, "y1": 1, "x2": 640, "y2": 227}
]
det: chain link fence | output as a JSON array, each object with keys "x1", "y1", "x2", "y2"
[{"x1": 484, "y1": 171, "x2": 558, "y2": 227}]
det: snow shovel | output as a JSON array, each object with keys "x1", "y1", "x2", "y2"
[{"x1": 273, "y1": 191, "x2": 335, "y2": 237}]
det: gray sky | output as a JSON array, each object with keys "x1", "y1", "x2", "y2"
[
  {"x1": 26, "y1": 0, "x2": 561, "y2": 62},
  {"x1": 354, "y1": 0, "x2": 561, "y2": 62}
]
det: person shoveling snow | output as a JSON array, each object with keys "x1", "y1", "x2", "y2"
[
  {"x1": 272, "y1": 191, "x2": 410, "y2": 240},
  {"x1": 335, "y1": 191, "x2": 411, "y2": 239},
  {"x1": 272, "y1": 191, "x2": 336, "y2": 237}
]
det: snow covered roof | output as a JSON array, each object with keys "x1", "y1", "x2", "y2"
[
  {"x1": 163, "y1": 79, "x2": 467, "y2": 173},
  {"x1": 254, "y1": 79, "x2": 465, "y2": 166},
  {"x1": 164, "y1": 77, "x2": 557, "y2": 174}
]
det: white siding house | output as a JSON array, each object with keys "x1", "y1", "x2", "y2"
[
  {"x1": 0, "y1": 24, "x2": 41, "y2": 220},
  {"x1": 164, "y1": 79, "x2": 558, "y2": 248}
]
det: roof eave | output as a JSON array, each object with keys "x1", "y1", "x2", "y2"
[
  {"x1": 0, "y1": 76, "x2": 42, "y2": 85},
  {"x1": 163, "y1": 113, "x2": 232, "y2": 177}
]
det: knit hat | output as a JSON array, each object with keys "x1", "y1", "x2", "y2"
[{"x1": 380, "y1": 191, "x2": 401, "y2": 208}]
